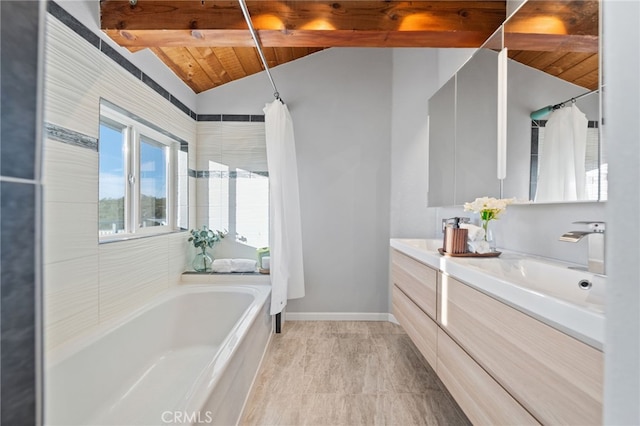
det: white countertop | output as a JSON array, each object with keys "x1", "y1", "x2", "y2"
[{"x1": 390, "y1": 238, "x2": 605, "y2": 350}]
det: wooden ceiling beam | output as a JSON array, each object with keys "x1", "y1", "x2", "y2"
[
  {"x1": 101, "y1": 1, "x2": 505, "y2": 31},
  {"x1": 101, "y1": 0, "x2": 505, "y2": 48},
  {"x1": 104, "y1": 28, "x2": 495, "y2": 48}
]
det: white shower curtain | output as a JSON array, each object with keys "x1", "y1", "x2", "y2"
[
  {"x1": 264, "y1": 100, "x2": 305, "y2": 315},
  {"x1": 535, "y1": 104, "x2": 588, "y2": 202}
]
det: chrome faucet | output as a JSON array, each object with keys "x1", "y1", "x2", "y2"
[{"x1": 559, "y1": 221, "x2": 606, "y2": 275}]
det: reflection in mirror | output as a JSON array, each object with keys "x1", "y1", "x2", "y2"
[
  {"x1": 455, "y1": 47, "x2": 501, "y2": 204},
  {"x1": 530, "y1": 118, "x2": 603, "y2": 201},
  {"x1": 503, "y1": 0, "x2": 603, "y2": 203},
  {"x1": 428, "y1": 26, "x2": 503, "y2": 207}
]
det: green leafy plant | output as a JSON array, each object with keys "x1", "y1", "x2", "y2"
[{"x1": 188, "y1": 226, "x2": 226, "y2": 255}]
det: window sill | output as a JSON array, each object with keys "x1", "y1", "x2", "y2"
[{"x1": 99, "y1": 229, "x2": 187, "y2": 244}]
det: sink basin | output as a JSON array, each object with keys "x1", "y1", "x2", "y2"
[
  {"x1": 453, "y1": 254, "x2": 605, "y2": 313},
  {"x1": 395, "y1": 238, "x2": 442, "y2": 252}
]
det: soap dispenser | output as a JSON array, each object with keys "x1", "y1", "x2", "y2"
[{"x1": 442, "y1": 217, "x2": 468, "y2": 254}]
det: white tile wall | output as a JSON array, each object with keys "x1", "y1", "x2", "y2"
[
  {"x1": 44, "y1": 201, "x2": 98, "y2": 264},
  {"x1": 43, "y1": 139, "x2": 98, "y2": 204},
  {"x1": 44, "y1": 256, "x2": 100, "y2": 350},
  {"x1": 168, "y1": 233, "x2": 190, "y2": 287},
  {"x1": 43, "y1": 14, "x2": 197, "y2": 351},
  {"x1": 44, "y1": 18, "x2": 102, "y2": 138},
  {"x1": 96, "y1": 45, "x2": 194, "y2": 144},
  {"x1": 196, "y1": 122, "x2": 266, "y2": 171},
  {"x1": 98, "y1": 238, "x2": 170, "y2": 322}
]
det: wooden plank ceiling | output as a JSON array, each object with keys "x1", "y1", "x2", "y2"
[
  {"x1": 100, "y1": 0, "x2": 599, "y2": 94},
  {"x1": 505, "y1": 0, "x2": 599, "y2": 90}
]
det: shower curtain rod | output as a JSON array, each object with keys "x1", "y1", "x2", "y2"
[
  {"x1": 551, "y1": 88, "x2": 599, "y2": 110},
  {"x1": 530, "y1": 88, "x2": 599, "y2": 120},
  {"x1": 238, "y1": 0, "x2": 284, "y2": 104}
]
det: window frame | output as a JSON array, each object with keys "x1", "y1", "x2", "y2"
[{"x1": 99, "y1": 105, "x2": 179, "y2": 242}]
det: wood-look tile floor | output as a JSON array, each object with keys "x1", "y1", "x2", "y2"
[{"x1": 240, "y1": 321, "x2": 471, "y2": 426}]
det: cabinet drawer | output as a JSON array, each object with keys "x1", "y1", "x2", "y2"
[
  {"x1": 440, "y1": 274, "x2": 603, "y2": 425},
  {"x1": 437, "y1": 329, "x2": 539, "y2": 425},
  {"x1": 392, "y1": 285, "x2": 437, "y2": 368},
  {"x1": 391, "y1": 249, "x2": 437, "y2": 319}
]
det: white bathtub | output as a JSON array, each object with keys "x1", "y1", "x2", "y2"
[{"x1": 45, "y1": 282, "x2": 271, "y2": 426}]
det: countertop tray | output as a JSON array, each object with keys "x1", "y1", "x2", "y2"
[{"x1": 438, "y1": 248, "x2": 501, "y2": 257}]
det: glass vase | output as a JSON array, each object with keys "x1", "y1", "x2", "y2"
[
  {"x1": 482, "y1": 220, "x2": 496, "y2": 252},
  {"x1": 192, "y1": 249, "x2": 213, "y2": 272}
]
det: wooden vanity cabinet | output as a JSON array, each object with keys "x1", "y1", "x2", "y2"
[
  {"x1": 391, "y1": 249, "x2": 438, "y2": 366},
  {"x1": 437, "y1": 328, "x2": 539, "y2": 425},
  {"x1": 391, "y1": 248, "x2": 604, "y2": 425},
  {"x1": 439, "y1": 274, "x2": 603, "y2": 425},
  {"x1": 392, "y1": 286, "x2": 438, "y2": 367},
  {"x1": 391, "y1": 250, "x2": 437, "y2": 319}
]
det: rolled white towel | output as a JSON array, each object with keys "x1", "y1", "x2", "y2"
[
  {"x1": 211, "y1": 258, "x2": 257, "y2": 273},
  {"x1": 211, "y1": 259, "x2": 233, "y2": 273},
  {"x1": 460, "y1": 223, "x2": 485, "y2": 242},
  {"x1": 231, "y1": 259, "x2": 257, "y2": 273},
  {"x1": 468, "y1": 240, "x2": 491, "y2": 254}
]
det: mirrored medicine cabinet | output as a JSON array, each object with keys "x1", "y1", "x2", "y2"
[{"x1": 428, "y1": 0, "x2": 604, "y2": 206}]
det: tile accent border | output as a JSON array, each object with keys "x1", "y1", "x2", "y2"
[
  {"x1": 47, "y1": 1, "x2": 268, "y2": 124},
  {"x1": 45, "y1": 123, "x2": 98, "y2": 151},
  {"x1": 197, "y1": 114, "x2": 265, "y2": 122}
]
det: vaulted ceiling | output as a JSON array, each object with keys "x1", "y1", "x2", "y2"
[{"x1": 100, "y1": 0, "x2": 599, "y2": 94}]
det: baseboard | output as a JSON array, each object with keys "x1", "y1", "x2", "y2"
[
  {"x1": 388, "y1": 313, "x2": 399, "y2": 325},
  {"x1": 285, "y1": 312, "x2": 396, "y2": 322}
]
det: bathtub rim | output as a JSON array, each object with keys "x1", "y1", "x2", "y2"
[
  {"x1": 45, "y1": 283, "x2": 269, "y2": 369},
  {"x1": 177, "y1": 283, "x2": 272, "y2": 417}
]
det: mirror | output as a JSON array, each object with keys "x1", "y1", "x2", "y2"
[
  {"x1": 428, "y1": 75, "x2": 456, "y2": 207},
  {"x1": 428, "y1": 28, "x2": 503, "y2": 207},
  {"x1": 503, "y1": 0, "x2": 604, "y2": 203}
]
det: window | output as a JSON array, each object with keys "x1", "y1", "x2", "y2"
[
  {"x1": 99, "y1": 102, "x2": 186, "y2": 240},
  {"x1": 198, "y1": 122, "x2": 269, "y2": 252},
  {"x1": 98, "y1": 120, "x2": 127, "y2": 235},
  {"x1": 139, "y1": 137, "x2": 168, "y2": 228}
]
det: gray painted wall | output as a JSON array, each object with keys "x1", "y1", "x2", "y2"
[
  {"x1": 390, "y1": 48, "x2": 439, "y2": 238},
  {"x1": 199, "y1": 48, "x2": 393, "y2": 314},
  {"x1": 603, "y1": 1, "x2": 640, "y2": 423}
]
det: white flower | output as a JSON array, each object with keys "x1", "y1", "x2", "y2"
[{"x1": 464, "y1": 197, "x2": 515, "y2": 221}]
